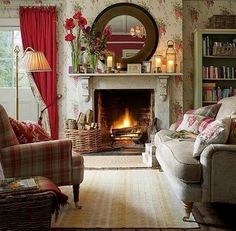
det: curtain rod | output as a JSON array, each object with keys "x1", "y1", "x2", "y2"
[{"x1": 0, "y1": 3, "x2": 62, "y2": 9}]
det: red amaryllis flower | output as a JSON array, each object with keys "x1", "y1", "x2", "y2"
[
  {"x1": 64, "y1": 18, "x2": 75, "y2": 30},
  {"x1": 73, "y1": 11, "x2": 82, "y2": 19},
  {"x1": 78, "y1": 17, "x2": 87, "y2": 27},
  {"x1": 65, "y1": 33, "x2": 76, "y2": 41}
]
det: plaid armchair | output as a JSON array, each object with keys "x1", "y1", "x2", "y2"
[{"x1": 0, "y1": 104, "x2": 84, "y2": 208}]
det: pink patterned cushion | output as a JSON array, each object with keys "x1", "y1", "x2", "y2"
[
  {"x1": 9, "y1": 117, "x2": 52, "y2": 144},
  {"x1": 228, "y1": 112, "x2": 236, "y2": 144},
  {"x1": 193, "y1": 117, "x2": 231, "y2": 157},
  {"x1": 174, "y1": 104, "x2": 222, "y2": 131},
  {"x1": 190, "y1": 103, "x2": 222, "y2": 118},
  {"x1": 176, "y1": 114, "x2": 206, "y2": 134}
]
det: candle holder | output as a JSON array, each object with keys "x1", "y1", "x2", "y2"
[
  {"x1": 166, "y1": 40, "x2": 176, "y2": 73},
  {"x1": 116, "y1": 62, "x2": 121, "y2": 73},
  {"x1": 154, "y1": 54, "x2": 162, "y2": 73},
  {"x1": 106, "y1": 53, "x2": 114, "y2": 73}
]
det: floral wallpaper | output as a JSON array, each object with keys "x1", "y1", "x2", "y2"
[
  {"x1": 0, "y1": 0, "x2": 184, "y2": 135},
  {"x1": 2, "y1": 0, "x2": 236, "y2": 135},
  {"x1": 183, "y1": 0, "x2": 236, "y2": 112}
]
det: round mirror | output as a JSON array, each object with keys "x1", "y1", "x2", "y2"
[
  {"x1": 93, "y1": 3, "x2": 159, "y2": 70},
  {"x1": 106, "y1": 15, "x2": 146, "y2": 60}
]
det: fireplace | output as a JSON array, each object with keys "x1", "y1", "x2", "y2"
[{"x1": 94, "y1": 89, "x2": 154, "y2": 146}]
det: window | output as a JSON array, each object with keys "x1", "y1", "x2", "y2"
[{"x1": 0, "y1": 28, "x2": 29, "y2": 88}]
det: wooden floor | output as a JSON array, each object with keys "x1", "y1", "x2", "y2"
[{"x1": 52, "y1": 202, "x2": 236, "y2": 230}]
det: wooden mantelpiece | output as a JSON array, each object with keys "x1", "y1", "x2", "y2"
[{"x1": 68, "y1": 72, "x2": 183, "y2": 102}]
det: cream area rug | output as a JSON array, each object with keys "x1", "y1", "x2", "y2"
[
  {"x1": 84, "y1": 155, "x2": 148, "y2": 169},
  {"x1": 52, "y1": 170, "x2": 199, "y2": 229}
]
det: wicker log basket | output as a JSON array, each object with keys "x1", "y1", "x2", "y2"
[
  {"x1": 0, "y1": 191, "x2": 54, "y2": 231},
  {"x1": 65, "y1": 128, "x2": 104, "y2": 154}
]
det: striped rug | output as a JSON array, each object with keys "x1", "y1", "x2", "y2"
[{"x1": 52, "y1": 170, "x2": 199, "y2": 229}]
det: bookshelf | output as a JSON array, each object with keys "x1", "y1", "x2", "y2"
[{"x1": 194, "y1": 29, "x2": 236, "y2": 108}]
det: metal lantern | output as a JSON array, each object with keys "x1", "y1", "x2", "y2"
[{"x1": 166, "y1": 40, "x2": 176, "y2": 73}]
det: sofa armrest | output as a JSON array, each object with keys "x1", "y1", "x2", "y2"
[
  {"x1": 0, "y1": 139, "x2": 72, "y2": 185},
  {"x1": 200, "y1": 144, "x2": 236, "y2": 203}
]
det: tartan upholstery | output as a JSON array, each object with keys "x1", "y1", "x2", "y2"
[
  {"x1": 1, "y1": 140, "x2": 73, "y2": 186},
  {"x1": 0, "y1": 105, "x2": 19, "y2": 149},
  {"x1": 0, "y1": 104, "x2": 84, "y2": 192}
]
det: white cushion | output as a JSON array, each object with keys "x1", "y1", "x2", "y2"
[{"x1": 193, "y1": 117, "x2": 231, "y2": 157}]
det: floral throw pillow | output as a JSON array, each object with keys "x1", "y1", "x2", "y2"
[
  {"x1": 193, "y1": 117, "x2": 231, "y2": 158},
  {"x1": 9, "y1": 117, "x2": 52, "y2": 144},
  {"x1": 172, "y1": 104, "x2": 221, "y2": 131},
  {"x1": 191, "y1": 103, "x2": 222, "y2": 118},
  {"x1": 176, "y1": 114, "x2": 206, "y2": 134},
  {"x1": 228, "y1": 112, "x2": 236, "y2": 144}
]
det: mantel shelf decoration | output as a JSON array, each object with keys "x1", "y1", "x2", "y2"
[
  {"x1": 68, "y1": 73, "x2": 183, "y2": 102},
  {"x1": 64, "y1": 10, "x2": 112, "y2": 73}
]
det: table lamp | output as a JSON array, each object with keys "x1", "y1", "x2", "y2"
[{"x1": 14, "y1": 46, "x2": 51, "y2": 120}]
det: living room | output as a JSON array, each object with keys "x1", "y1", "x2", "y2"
[{"x1": 0, "y1": 0, "x2": 236, "y2": 230}]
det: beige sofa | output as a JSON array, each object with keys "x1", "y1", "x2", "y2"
[{"x1": 154, "y1": 96, "x2": 236, "y2": 220}]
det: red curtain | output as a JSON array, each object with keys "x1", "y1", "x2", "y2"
[{"x1": 20, "y1": 6, "x2": 58, "y2": 139}]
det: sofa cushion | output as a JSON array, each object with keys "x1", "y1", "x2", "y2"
[
  {"x1": 192, "y1": 103, "x2": 221, "y2": 118},
  {"x1": 216, "y1": 95, "x2": 236, "y2": 120},
  {"x1": 9, "y1": 117, "x2": 52, "y2": 144},
  {"x1": 155, "y1": 130, "x2": 201, "y2": 183},
  {"x1": 176, "y1": 114, "x2": 206, "y2": 134},
  {"x1": 193, "y1": 117, "x2": 231, "y2": 157},
  {"x1": 228, "y1": 112, "x2": 236, "y2": 144}
]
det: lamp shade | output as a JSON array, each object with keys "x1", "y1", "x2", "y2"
[{"x1": 21, "y1": 50, "x2": 51, "y2": 72}]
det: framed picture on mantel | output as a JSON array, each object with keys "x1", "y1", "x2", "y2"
[{"x1": 127, "y1": 64, "x2": 141, "y2": 73}]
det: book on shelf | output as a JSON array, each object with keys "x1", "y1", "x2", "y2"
[
  {"x1": 203, "y1": 84, "x2": 234, "y2": 103},
  {"x1": 202, "y1": 66, "x2": 236, "y2": 79},
  {"x1": 0, "y1": 177, "x2": 38, "y2": 193}
]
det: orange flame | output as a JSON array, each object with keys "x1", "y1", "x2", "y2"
[{"x1": 112, "y1": 108, "x2": 137, "y2": 129}]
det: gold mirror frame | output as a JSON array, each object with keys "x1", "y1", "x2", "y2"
[{"x1": 93, "y1": 3, "x2": 159, "y2": 69}]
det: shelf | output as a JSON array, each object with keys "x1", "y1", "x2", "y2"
[
  {"x1": 203, "y1": 101, "x2": 217, "y2": 104},
  {"x1": 194, "y1": 29, "x2": 236, "y2": 108},
  {"x1": 202, "y1": 78, "x2": 236, "y2": 81},
  {"x1": 203, "y1": 55, "x2": 236, "y2": 59},
  {"x1": 68, "y1": 72, "x2": 183, "y2": 77}
]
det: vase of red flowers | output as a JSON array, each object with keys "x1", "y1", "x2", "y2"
[
  {"x1": 83, "y1": 24, "x2": 112, "y2": 73},
  {"x1": 64, "y1": 11, "x2": 112, "y2": 73},
  {"x1": 64, "y1": 11, "x2": 87, "y2": 73}
]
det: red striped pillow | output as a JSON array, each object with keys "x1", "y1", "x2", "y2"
[{"x1": 198, "y1": 117, "x2": 215, "y2": 133}]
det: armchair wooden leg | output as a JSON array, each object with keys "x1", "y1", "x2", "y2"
[
  {"x1": 182, "y1": 201, "x2": 193, "y2": 221},
  {"x1": 73, "y1": 185, "x2": 82, "y2": 209}
]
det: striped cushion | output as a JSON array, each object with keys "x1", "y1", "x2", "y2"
[
  {"x1": 0, "y1": 105, "x2": 19, "y2": 149},
  {"x1": 175, "y1": 104, "x2": 222, "y2": 132},
  {"x1": 198, "y1": 117, "x2": 215, "y2": 133}
]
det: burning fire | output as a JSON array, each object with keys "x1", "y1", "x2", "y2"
[{"x1": 112, "y1": 108, "x2": 137, "y2": 129}]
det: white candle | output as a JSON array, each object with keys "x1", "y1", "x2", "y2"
[
  {"x1": 155, "y1": 56, "x2": 161, "y2": 68},
  {"x1": 107, "y1": 56, "x2": 113, "y2": 68},
  {"x1": 167, "y1": 60, "x2": 174, "y2": 73},
  {"x1": 116, "y1": 62, "x2": 121, "y2": 69}
]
